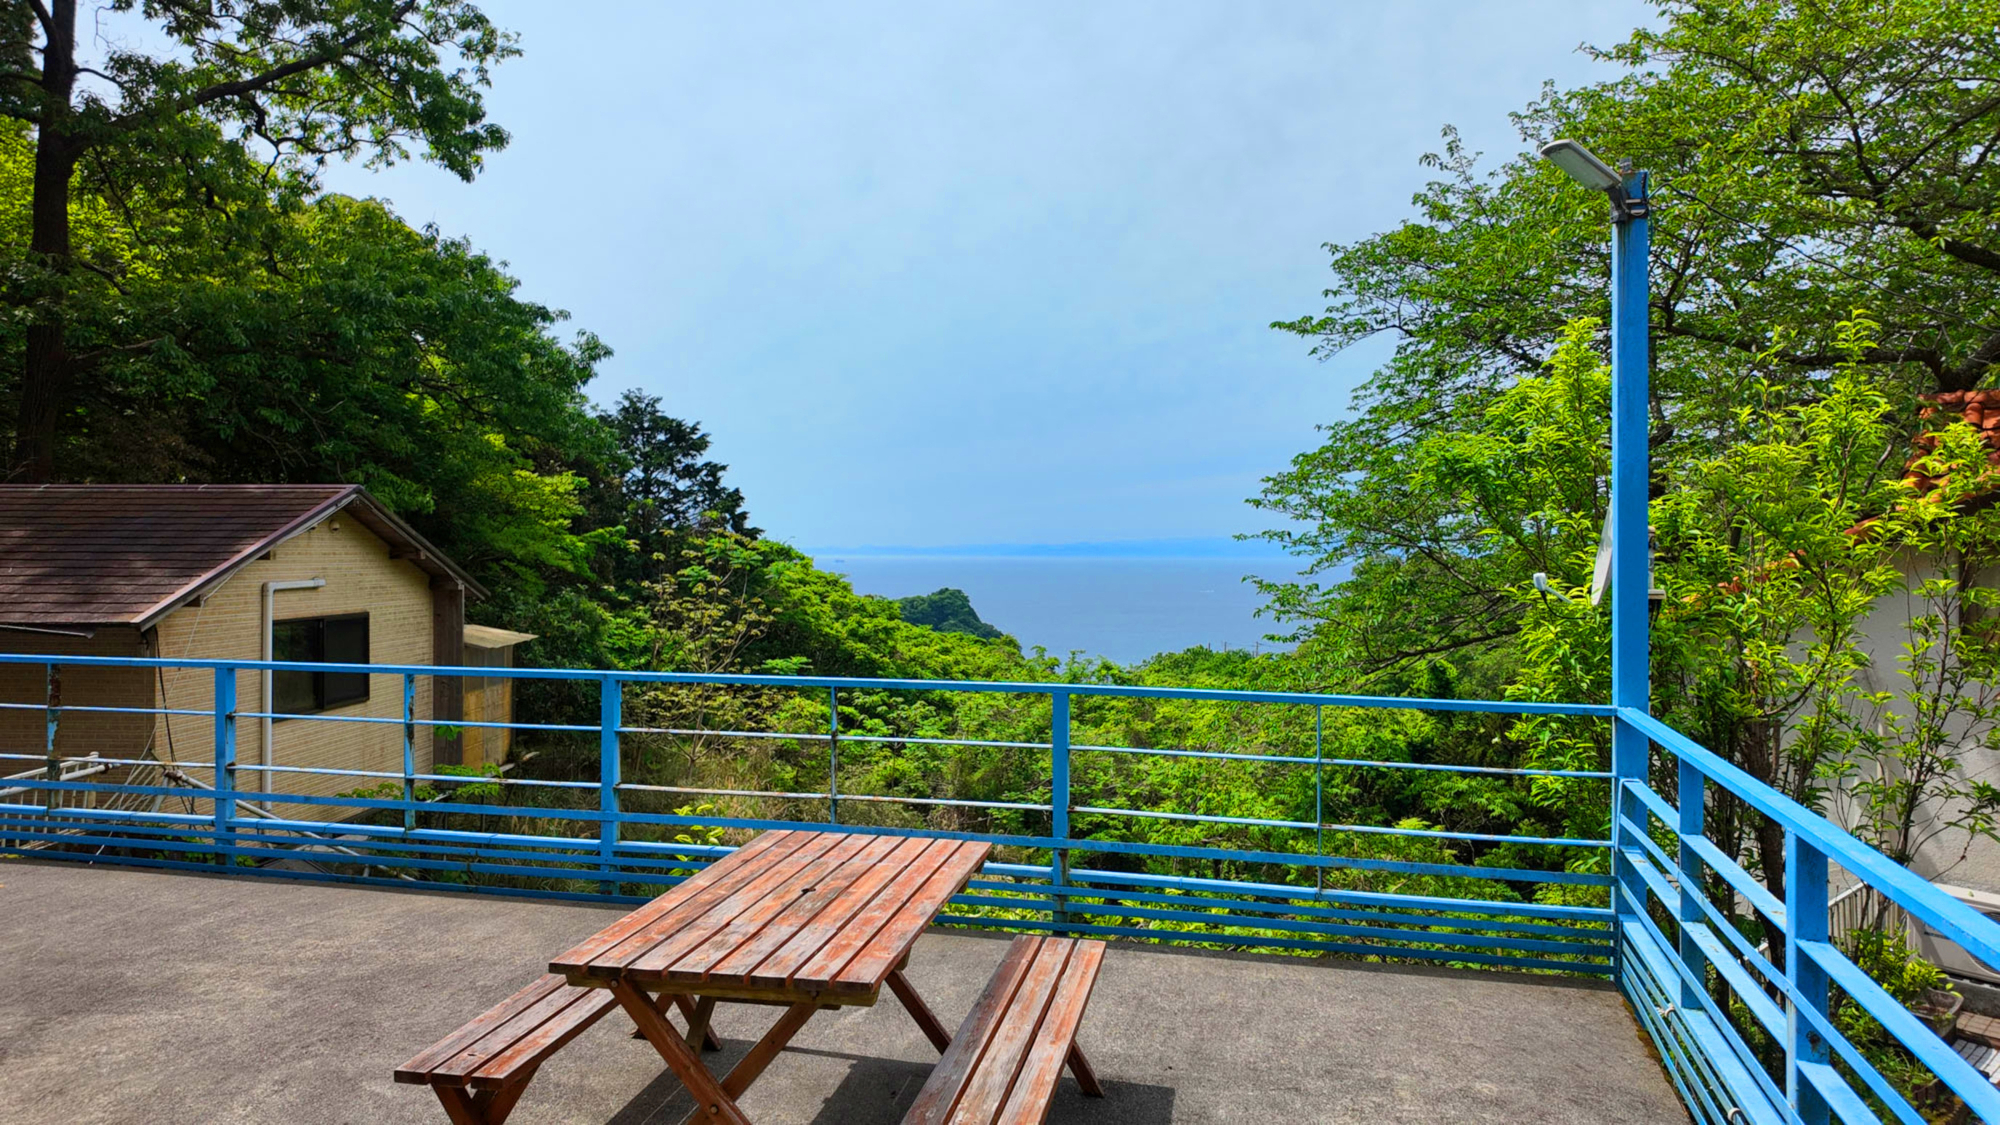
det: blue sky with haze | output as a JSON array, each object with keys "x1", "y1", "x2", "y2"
[{"x1": 316, "y1": 2, "x2": 1655, "y2": 553}]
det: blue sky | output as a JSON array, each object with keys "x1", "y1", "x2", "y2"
[{"x1": 319, "y1": 1, "x2": 1654, "y2": 551}]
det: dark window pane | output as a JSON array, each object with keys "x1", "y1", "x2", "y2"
[
  {"x1": 272, "y1": 619, "x2": 319, "y2": 714},
  {"x1": 321, "y1": 615, "x2": 370, "y2": 708}
]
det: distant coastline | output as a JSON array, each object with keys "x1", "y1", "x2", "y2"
[{"x1": 798, "y1": 536, "x2": 1292, "y2": 562}]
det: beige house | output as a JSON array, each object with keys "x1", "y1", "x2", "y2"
[{"x1": 0, "y1": 485, "x2": 531, "y2": 820}]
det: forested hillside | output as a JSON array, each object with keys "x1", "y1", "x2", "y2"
[{"x1": 8, "y1": 1, "x2": 2000, "y2": 1022}]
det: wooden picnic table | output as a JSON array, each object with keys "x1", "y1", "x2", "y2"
[{"x1": 547, "y1": 828, "x2": 992, "y2": 1125}]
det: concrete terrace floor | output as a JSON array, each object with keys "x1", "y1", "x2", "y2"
[{"x1": 0, "y1": 858, "x2": 1688, "y2": 1125}]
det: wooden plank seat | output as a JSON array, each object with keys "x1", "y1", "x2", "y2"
[
  {"x1": 902, "y1": 935, "x2": 1108, "y2": 1125},
  {"x1": 394, "y1": 972, "x2": 712, "y2": 1125}
]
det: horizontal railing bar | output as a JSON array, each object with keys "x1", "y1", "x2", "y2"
[
  {"x1": 1076, "y1": 742, "x2": 1613, "y2": 778},
  {"x1": 1065, "y1": 867, "x2": 1613, "y2": 922},
  {"x1": 0, "y1": 702, "x2": 216, "y2": 718},
  {"x1": 1076, "y1": 804, "x2": 1609, "y2": 847},
  {"x1": 619, "y1": 727, "x2": 830, "y2": 743},
  {"x1": 1067, "y1": 902, "x2": 1611, "y2": 957},
  {"x1": 0, "y1": 652, "x2": 1618, "y2": 715},
  {"x1": 1679, "y1": 825, "x2": 1786, "y2": 928},
  {"x1": 230, "y1": 763, "x2": 596, "y2": 788},
  {"x1": 1624, "y1": 707, "x2": 2000, "y2": 962},
  {"x1": 0, "y1": 751, "x2": 211, "y2": 770},
  {"x1": 1620, "y1": 888, "x2": 1794, "y2": 1115},
  {"x1": 1804, "y1": 937, "x2": 2000, "y2": 1118},
  {"x1": 612, "y1": 782, "x2": 1051, "y2": 812},
  {"x1": 935, "y1": 916, "x2": 1612, "y2": 975},
  {"x1": 1063, "y1": 883, "x2": 1609, "y2": 940},
  {"x1": 6, "y1": 793, "x2": 1610, "y2": 885},
  {"x1": 234, "y1": 710, "x2": 599, "y2": 733}
]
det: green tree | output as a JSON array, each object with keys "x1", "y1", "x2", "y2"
[
  {"x1": 1260, "y1": 0, "x2": 2000, "y2": 671},
  {"x1": 2, "y1": 0, "x2": 515, "y2": 479},
  {"x1": 587, "y1": 389, "x2": 754, "y2": 588}
]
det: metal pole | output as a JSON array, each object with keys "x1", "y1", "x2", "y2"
[
  {"x1": 828, "y1": 686, "x2": 839, "y2": 825},
  {"x1": 43, "y1": 663, "x2": 58, "y2": 814},
  {"x1": 1051, "y1": 690, "x2": 1071, "y2": 932},
  {"x1": 1314, "y1": 705, "x2": 1325, "y2": 899},
  {"x1": 402, "y1": 673, "x2": 416, "y2": 832},
  {"x1": 1608, "y1": 169, "x2": 1652, "y2": 980},
  {"x1": 214, "y1": 667, "x2": 237, "y2": 867},
  {"x1": 599, "y1": 677, "x2": 621, "y2": 895}
]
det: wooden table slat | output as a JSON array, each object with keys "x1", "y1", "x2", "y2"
[
  {"x1": 560, "y1": 831, "x2": 843, "y2": 980},
  {"x1": 619, "y1": 832, "x2": 857, "y2": 980},
  {"x1": 654, "y1": 834, "x2": 880, "y2": 983},
  {"x1": 942, "y1": 938, "x2": 1075, "y2": 1124},
  {"x1": 744, "y1": 835, "x2": 944, "y2": 989},
  {"x1": 697, "y1": 834, "x2": 911, "y2": 982},
  {"x1": 782, "y1": 838, "x2": 971, "y2": 992},
  {"x1": 547, "y1": 830, "x2": 803, "y2": 974},
  {"x1": 806, "y1": 840, "x2": 988, "y2": 993}
]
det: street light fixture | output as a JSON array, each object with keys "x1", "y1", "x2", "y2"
[{"x1": 1540, "y1": 138, "x2": 1646, "y2": 222}]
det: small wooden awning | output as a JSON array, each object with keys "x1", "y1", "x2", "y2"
[{"x1": 463, "y1": 624, "x2": 537, "y2": 650}]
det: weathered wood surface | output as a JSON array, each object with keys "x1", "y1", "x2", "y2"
[
  {"x1": 901, "y1": 935, "x2": 1108, "y2": 1125},
  {"x1": 549, "y1": 830, "x2": 990, "y2": 1001}
]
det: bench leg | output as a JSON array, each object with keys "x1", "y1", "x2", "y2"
[
  {"x1": 887, "y1": 967, "x2": 954, "y2": 1053},
  {"x1": 1067, "y1": 1043, "x2": 1105, "y2": 1098},
  {"x1": 432, "y1": 1072, "x2": 533, "y2": 1125},
  {"x1": 611, "y1": 980, "x2": 753, "y2": 1125}
]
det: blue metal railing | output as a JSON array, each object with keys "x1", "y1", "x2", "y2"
[{"x1": 4, "y1": 653, "x2": 2000, "y2": 1119}]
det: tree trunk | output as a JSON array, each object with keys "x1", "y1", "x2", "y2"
[
  {"x1": 13, "y1": 0, "x2": 79, "y2": 483},
  {"x1": 1741, "y1": 716, "x2": 1790, "y2": 970}
]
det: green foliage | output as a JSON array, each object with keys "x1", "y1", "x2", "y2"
[{"x1": 895, "y1": 588, "x2": 1007, "y2": 641}]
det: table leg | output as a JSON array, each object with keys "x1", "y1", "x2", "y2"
[
  {"x1": 886, "y1": 968, "x2": 953, "y2": 1053},
  {"x1": 673, "y1": 994, "x2": 725, "y2": 1051},
  {"x1": 633, "y1": 993, "x2": 724, "y2": 1051},
  {"x1": 611, "y1": 981, "x2": 753, "y2": 1125},
  {"x1": 720, "y1": 1001, "x2": 818, "y2": 1099},
  {"x1": 684, "y1": 996, "x2": 719, "y2": 1051}
]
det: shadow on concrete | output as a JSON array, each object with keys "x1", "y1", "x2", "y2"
[{"x1": 600, "y1": 1037, "x2": 1177, "y2": 1125}]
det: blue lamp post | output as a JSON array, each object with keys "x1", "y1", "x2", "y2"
[{"x1": 1538, "y1": 138, "x2": 1656, "y2": 983}]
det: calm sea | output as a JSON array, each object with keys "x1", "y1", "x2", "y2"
[{"x1": 817, "y1": 555, "x2": 1299, "y2": 666}]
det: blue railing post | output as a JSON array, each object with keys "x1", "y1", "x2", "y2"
[
  {"x1": 1314, "y1": 705, "x2": 1325, "y2": 899},
  {"x1": 828, "y1": 686, "x2": 840, "y2": 825},
  {"x1": 1785, "y1": 830, "x2": 1832, "y2": 1125},
  {"x1": 1051, "y1": 690, "x2": 1071, "y2": 932},
  {"x1": 402, "y1": 673, "x2": 416, "y2": 832},
  {"x1": 598, "y1": 676, "x2": 621, "y2": 895},
  {"x1": 1676, "y1": 758, "x2": 1708, "y2": 1012},
  {"x1": 1608, "y1": 168, "x2": 1653, "y2": 975},
  {"x1": 213, "y1": 667, "x2": 237, "y2": 867},
  {"x1": 42, "y1": 662, "x2": 58, "y2": 814}
]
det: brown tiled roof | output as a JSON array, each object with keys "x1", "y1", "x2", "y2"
[
  {"x1": 0, "y1": 485, "x2": 484, "y2": 629},
  {"x1": 1909, "y1": 390, "x2": 2000, "y2": 495}
]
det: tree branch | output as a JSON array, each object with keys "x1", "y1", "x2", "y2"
[
  {"x1": 26, "y1": 0, "x2": 53, "y2": 39},
  {"x1": 108, "y1": 1, "x2": 416, "y2": 132}
]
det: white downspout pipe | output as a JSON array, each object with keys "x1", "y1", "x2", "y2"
[{"x1": 261, "y1": 578, "x2": 325, "y2": 808}]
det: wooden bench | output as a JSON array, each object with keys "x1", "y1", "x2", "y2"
[
  {"x1": 394, "y1": 973, "x2": 715, "y2": 1125},
  {"x1": 902, "y1": 935, "x2": 1108, "y2": 1125}
]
